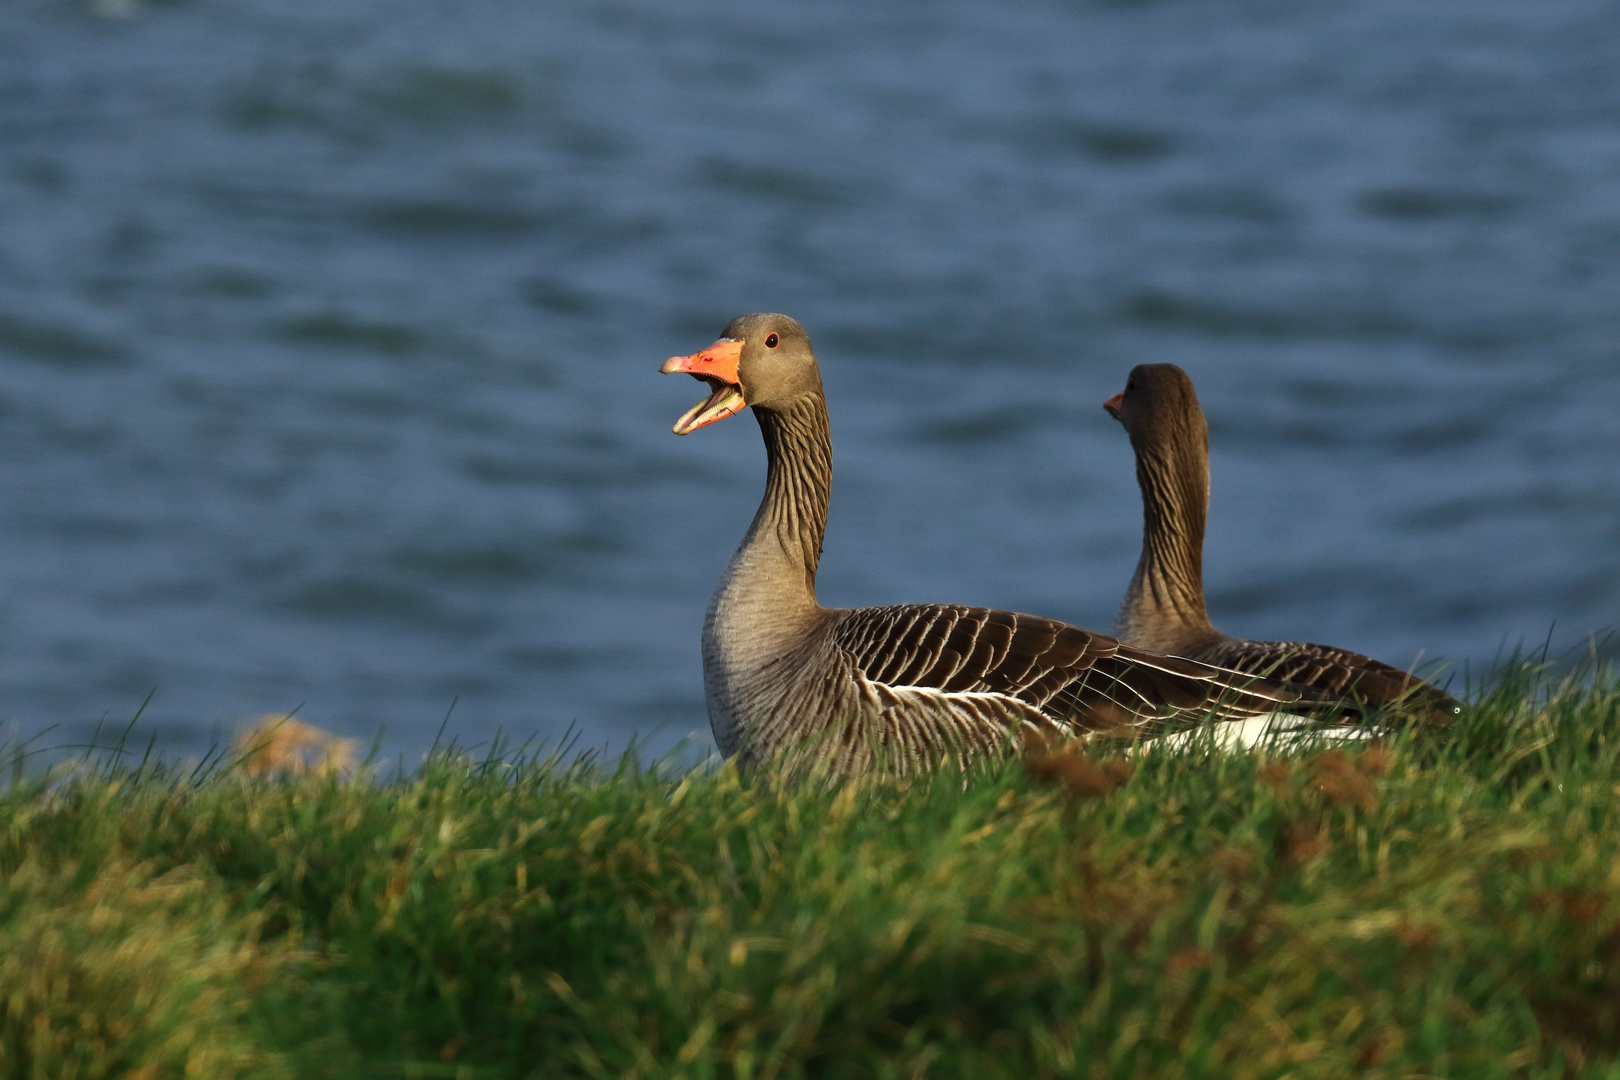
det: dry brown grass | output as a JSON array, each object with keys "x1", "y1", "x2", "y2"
[{"x1": 232, "y1": 715, "x2": 359, "y2": 777}]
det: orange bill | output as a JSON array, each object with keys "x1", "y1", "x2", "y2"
[
  {"x1": 1102, "y1": 391, "x2": 1123, "y2": 418},
  {"x1": 661, "y1": 338, "x2": 746, "y2": 434}
]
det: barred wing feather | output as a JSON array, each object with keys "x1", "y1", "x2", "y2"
[
  {"x1": 829, "y1": 604, "x2": 1346, "y2": 738},
  {"x1": 1194, "y1": 637, "x2": 1455, "y2": 714}
]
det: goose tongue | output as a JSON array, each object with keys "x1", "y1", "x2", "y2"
[
  {"x1": 671, "y1": 379, "x2": 746, "y2": 435},
  {"x1": 662, "y1": 339, "x2": 746, "y2": 434}
]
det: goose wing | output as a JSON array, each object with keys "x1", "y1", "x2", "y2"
[
  {"x1": 830, "y1": 604, "x2": 1354, "y2": 736},
  {"x1": 1196, "y1": 637, "x2": 1459, "y2": 718}
]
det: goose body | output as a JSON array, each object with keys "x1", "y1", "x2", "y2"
[
  {"x1": 1104, "y1": 363, "x2": 1458, "y2": 720},
  {"x1": 664, "y1": 314, "x2": 1362, "y2": 778}
]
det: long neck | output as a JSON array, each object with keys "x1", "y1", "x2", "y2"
[
  {"x1": 702, "y1": 392, "x2": 838, "y2": 760},
  {"x1": 711, "y1": 393, "x2": 832, "y2": 628},
  {"x1": 1118, "y1": 417, "x2": 1217, "y2": 649}
]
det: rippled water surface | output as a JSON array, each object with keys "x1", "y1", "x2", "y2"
[{"x1": 2, "y1": 0, "x2": 1618, "y2": 760}]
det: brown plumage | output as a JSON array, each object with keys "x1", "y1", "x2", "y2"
[
  {"x1": 662, "y1": 314, "x2": 1366, "y2": 779},
  {"x1": 1104, "y1": 362, "x2": 1459, "y2": 721}
]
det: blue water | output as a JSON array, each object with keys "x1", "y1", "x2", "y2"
[{"x1": 2, "y1": 0, "x2": 1618, "y2": 762}]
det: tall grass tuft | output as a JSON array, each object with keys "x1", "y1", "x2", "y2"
[{"x1": 2, "y1": 657, "x2": 1619, "y2": 1077}]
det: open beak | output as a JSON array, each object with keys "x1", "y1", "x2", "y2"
[
  {"x1": 661, "y1": 339, "x2": 746, "y2": 435},
  {"x1": 1102, "y1": 391, "x2": 1124, "y2": 420}
]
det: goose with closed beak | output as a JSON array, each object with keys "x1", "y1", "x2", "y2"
[
  {"x1": 1104, "y1": 363, "x2": 1459, "y2": 721},
  {"x1": 663, "y1": 314, "x2": 1367, "y2": 778}
]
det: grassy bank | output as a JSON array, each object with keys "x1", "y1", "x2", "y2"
[{"x1": 4, "y1": 663, "x2": 1620, "y2": 1079}]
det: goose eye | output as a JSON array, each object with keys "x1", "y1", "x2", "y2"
[{"x1": 765, "y1": 333, "x2": 779, "y2": 348}]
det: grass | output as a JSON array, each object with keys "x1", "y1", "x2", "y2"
[{"x1": 3, "y1": 659, "x2": 1620, "y2": 1079}]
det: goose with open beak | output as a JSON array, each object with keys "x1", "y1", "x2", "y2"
[{"x1": 660, "y1": 313, "x2": 1369, "y2": 778}]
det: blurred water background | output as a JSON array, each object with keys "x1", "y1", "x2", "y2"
[{"x1": 1, "y1": 0, "x2": 1618, "y2": 764}]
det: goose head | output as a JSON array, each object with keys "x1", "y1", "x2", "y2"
[
  {"x1": 1103, "y1": 362, "x2": 1206, "y2": 449},
  {"x1": 661, "y1": 313, "x2": 823, "y2": 434}
]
